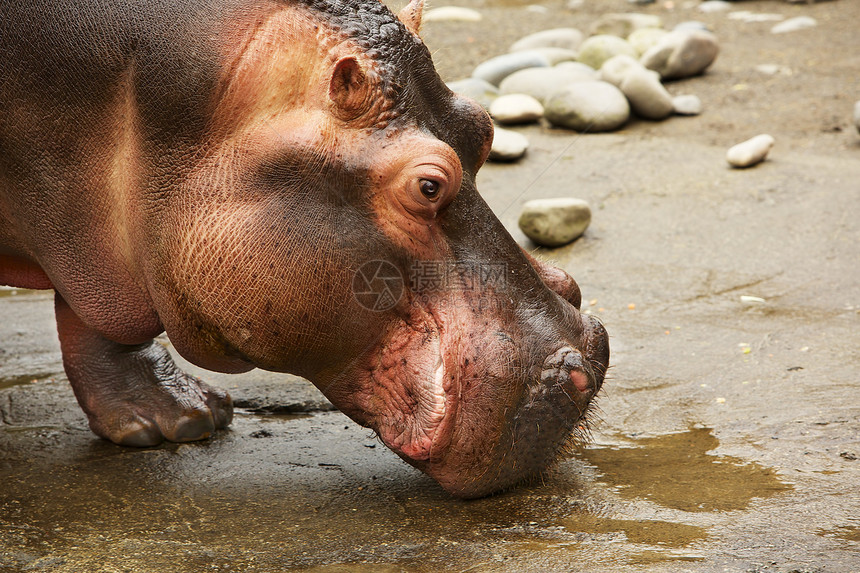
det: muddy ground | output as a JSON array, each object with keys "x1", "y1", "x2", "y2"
[{"x1": 1, "y1": 0, "x2": 859, "y2": 571}]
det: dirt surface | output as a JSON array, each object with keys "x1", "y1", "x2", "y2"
[{"x1": 2, "y1": 0, "x2": 859, "y2": 571}]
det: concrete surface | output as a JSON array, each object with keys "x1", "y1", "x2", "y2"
[{"x1": 2, "y1": 0, "x2": 859, "y2": 571}]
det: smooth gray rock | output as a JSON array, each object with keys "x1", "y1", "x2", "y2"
[
  {"x1": 525, "y1": 47, "x2": 580, "y2": 66},
  {"x1": 589, "y1": 13, "x2": 663, "y2": 38},
  {"x1": 576, "y1": 35, "x2": 637, "y2": 70},
  {"x1": 727, "y1": 11, "x2": 784, "y2": 24},
  {"x1": 423, "y1": 6, "x2": 482, "y2": 22},
  {"x1": 674, "y1": 21, "x2": 711, "y2": 33},
  {"x1": 672, "y1": 94, "x2": 703, "y2": 116},
  {"x1": 447, "y1": 77, "x2": 500, "y2": 110},
  {"x1": 641, "y1": 30, "x2": 719, "y2": 80},
  {"x1": 510, "y1": 28, "x2": 584, "y2": 52},
  {"x1": 599, "y1": 54, "x2": 647, "y2": 87},
  {"x1": 854, "y1": 101, "x2": 860, "y2": 135},
  {"x1": 489, "y1": 94, "x2": 544, "y2": 125},
  {"x1": 698, "y1": 1, "x2": 731, "y2": 13},
  {"x1": 726, "y1": 134, "x2": 775, "y2": 168},
  {"x1": 554, "y1": 61, "x2": 601, "y2": 78},
  {"x1": 771, "y1": 17, "x2": 817, "y2": 34},
  {"x1": 518, "y1": 198, "x2": 592, "y2": 247},
  {"x1": 755, "y1": 64, "x2": 793, "y2": 76},
  {"x1": 544, "y1": 81, "x2": 630, "y2": 132},
  {"x1": 472, "y1": 51, "x2": 551, "y2": 86},
  {"x1": 499, "y1": 65, "x2": 595, "y2": 103},
  {"x1": 526, "y1": 4, "x2": 548, "y2": 14},
  {"x1": 627, "y1": 28, "x2": 668, "y2": 56},
  {"x1": 489, "y1": 127, "x2": 529, "y2": 162},
  {"x1": 620, "y1": 67, "x2": 673, "y2": 120}
]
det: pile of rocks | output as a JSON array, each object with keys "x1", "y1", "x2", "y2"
[
  {"x1": 439, "y1": 6, "x2": 847, "y2": 247},
  {"x1": 448, "y1": 13, "x2": 719, "y2": 163}
]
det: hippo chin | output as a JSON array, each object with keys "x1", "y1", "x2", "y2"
[{"x1": 0, "y1": 0, "x2": 609, "y2": 498}]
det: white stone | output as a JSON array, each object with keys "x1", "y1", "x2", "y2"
[
  {"x1": 599, "y1": 54, "x2": 647, "y2": 87},
  {"x1": 641, "y1": 30, "x2": 719, "y2": 80},
  {"x1": 472, "y1": 51, "x2": 551, "y2": 86},
  {"x1": 499, "y1": 65, "x2": 595, "y2": 104},
  {"x1": 489, "y1": 127, "x2": 529, "y2": 162},
  {"x1": 489, "y1": 94, "x2": 544, "y2": 125},
  {"x1": 674, "y1": 21, "x2": 711, "y2": 33},
  {"x1": 525, "y1": 47, "x2": 580, "y2": 66},
  {"x1": 589, "y1": 13, "x2": 663, "y2": 38},
  {"x1": 728, "y1": 11, "x2": 784, "y2": 23},
  {"x1": 698, "y1": 1, "x2": 731, "y2": 13},
  {"x1": 726, "y1": 134, "x2": 775, "y2": 168},
  {"x1": 510, "y1": 28, "x2": 584, "y2": 53},
  {"x1": 627, "y1": 28, "x2": 668, "y2": 56},
  {"x1": 771, "y1": 17, "x2": 817, "y2": 34},
  {"x1": 423, "y1": 7, "x2": 482, "y2": 22},
  {"x1": 620, "y1": 67, "x2": 674, "y2": 120},
  {"x1": 672, "y1": 94, "x2": 703, "y2": 116},
  {"x1": 576, "y1": 35, "x2": 638, "y2": 70},
  {"x1": 554, "y1": 61, "x2": 600, "y2": 78},
  {"x1": 446, "y1": 78, "x2": 499, "y2": 110},
  {"x1": 519, "y1": 198, "x2": 592, "y2": 247},
  {"x1": 755, "y1": 64, "x2": 792, "y2": 76},
  {"x1": 526, "y1": 5, "x2": 549, "y2": 14},
  {"x1": 854, "y1": 101, "x2": 860, "y2": 135},
  {"x1": 544, "y1": 81, "x2": 630, "y2": 132}
]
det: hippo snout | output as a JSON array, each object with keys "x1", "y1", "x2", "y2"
[{"x1": 542, "y1": 346, "x2": 597, "y2": 397}]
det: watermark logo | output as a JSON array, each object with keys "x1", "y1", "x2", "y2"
[
  {"x1": 353, "y1": 259, "x2": 508, "y2": 311},
  {"x1": 410, "y1": 261, "x2": 507, "y2": 292},
  {"x1": 352, "y1": 260, "x2": 404, "y2": 311}
]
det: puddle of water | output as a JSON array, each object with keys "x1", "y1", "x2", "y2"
[
  {"x1": 561, "y1": 513, "x2": 707, "y2": 548},
  {"x1": 819, "y1": 525, "x2": 860, "y2": 543},
  {"x1": 576, "y1": 427, "x2": 792, "y2": 512},
  {"x1": 625, "y1": 549, "x2": 705, "y2": 565},
  {"x1": 0, "y1": 374, "x2": 46, "y2": 390},
  {"x1": 298, "y1": 565, "x2": 411, "y2": 573},
  {"x1": 0, "y1": 287, "x2": 38, "y2": 298}
]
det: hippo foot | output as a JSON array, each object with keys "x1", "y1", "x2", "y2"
[{"x1": 54, "y1": 295, "x2": 233, "y2": 446}]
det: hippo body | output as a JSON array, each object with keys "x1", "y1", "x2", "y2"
[{"x1": 0, "y1": 0, "x2": 609, "y2": 497}]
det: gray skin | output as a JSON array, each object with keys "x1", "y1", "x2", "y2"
[{"x1": 0, "y1": 0, "x2": 609, "y2": 498}]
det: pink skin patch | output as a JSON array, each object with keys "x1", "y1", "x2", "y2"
[{"x1": 570, "y1": 369, "x2": 591, "y2": 393}]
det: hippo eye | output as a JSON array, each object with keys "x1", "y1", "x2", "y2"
[{"x1": 419, "y1": 179, "x2": 440, "y2": 201}]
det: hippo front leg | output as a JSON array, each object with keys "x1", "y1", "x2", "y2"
[{"x1": 54, "y1": 294, "x2": 233, "y2": 446}]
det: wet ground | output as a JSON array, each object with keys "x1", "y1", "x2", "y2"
[{"x1": 2, "y1": 0, "x2": 860, "y2": 571}]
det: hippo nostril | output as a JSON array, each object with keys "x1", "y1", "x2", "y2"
[
  {"x1": 569, "y1": 369, "x2": 590, "y2": 393},
  {"x1": 541, "y1": 346, "x2": 594, "y2": 396}
]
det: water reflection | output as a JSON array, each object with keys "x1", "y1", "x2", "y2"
[
  {"x1": 561, "y1": 512, "x2": 706, "y2": 548},
  {"x1": 575, "y1": 427, "x2": 792, "y2": 512}
]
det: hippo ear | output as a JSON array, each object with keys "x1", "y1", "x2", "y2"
[
  {"x1": 397, "y1": 0, "x2": 424, "y2": 36},
  {"x1": 329, "y1": 56, "x2": 372, "y2": 120}
]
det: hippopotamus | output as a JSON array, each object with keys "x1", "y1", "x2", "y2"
[{"x1": 0, "y1": 0, "x2": 609, "y2": 498}]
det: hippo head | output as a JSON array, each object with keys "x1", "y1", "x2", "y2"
[{"x1": 149, "y1": 0, "x2": 609, "y2": 498}]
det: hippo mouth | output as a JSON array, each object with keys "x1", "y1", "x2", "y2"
[
  {"x1": 359, "y1": 306, "x2": 608, "y2": 496},
  {"x1": 370, "y1": 335, "x2": 459, "y2": 463},
  {"x1": 390, "y1": 357, "x2": 453, "y2": 461}
]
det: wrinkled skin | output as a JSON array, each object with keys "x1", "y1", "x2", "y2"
[{"x1": 0, "y1": 0, "x2": 609, "y2": 498}]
